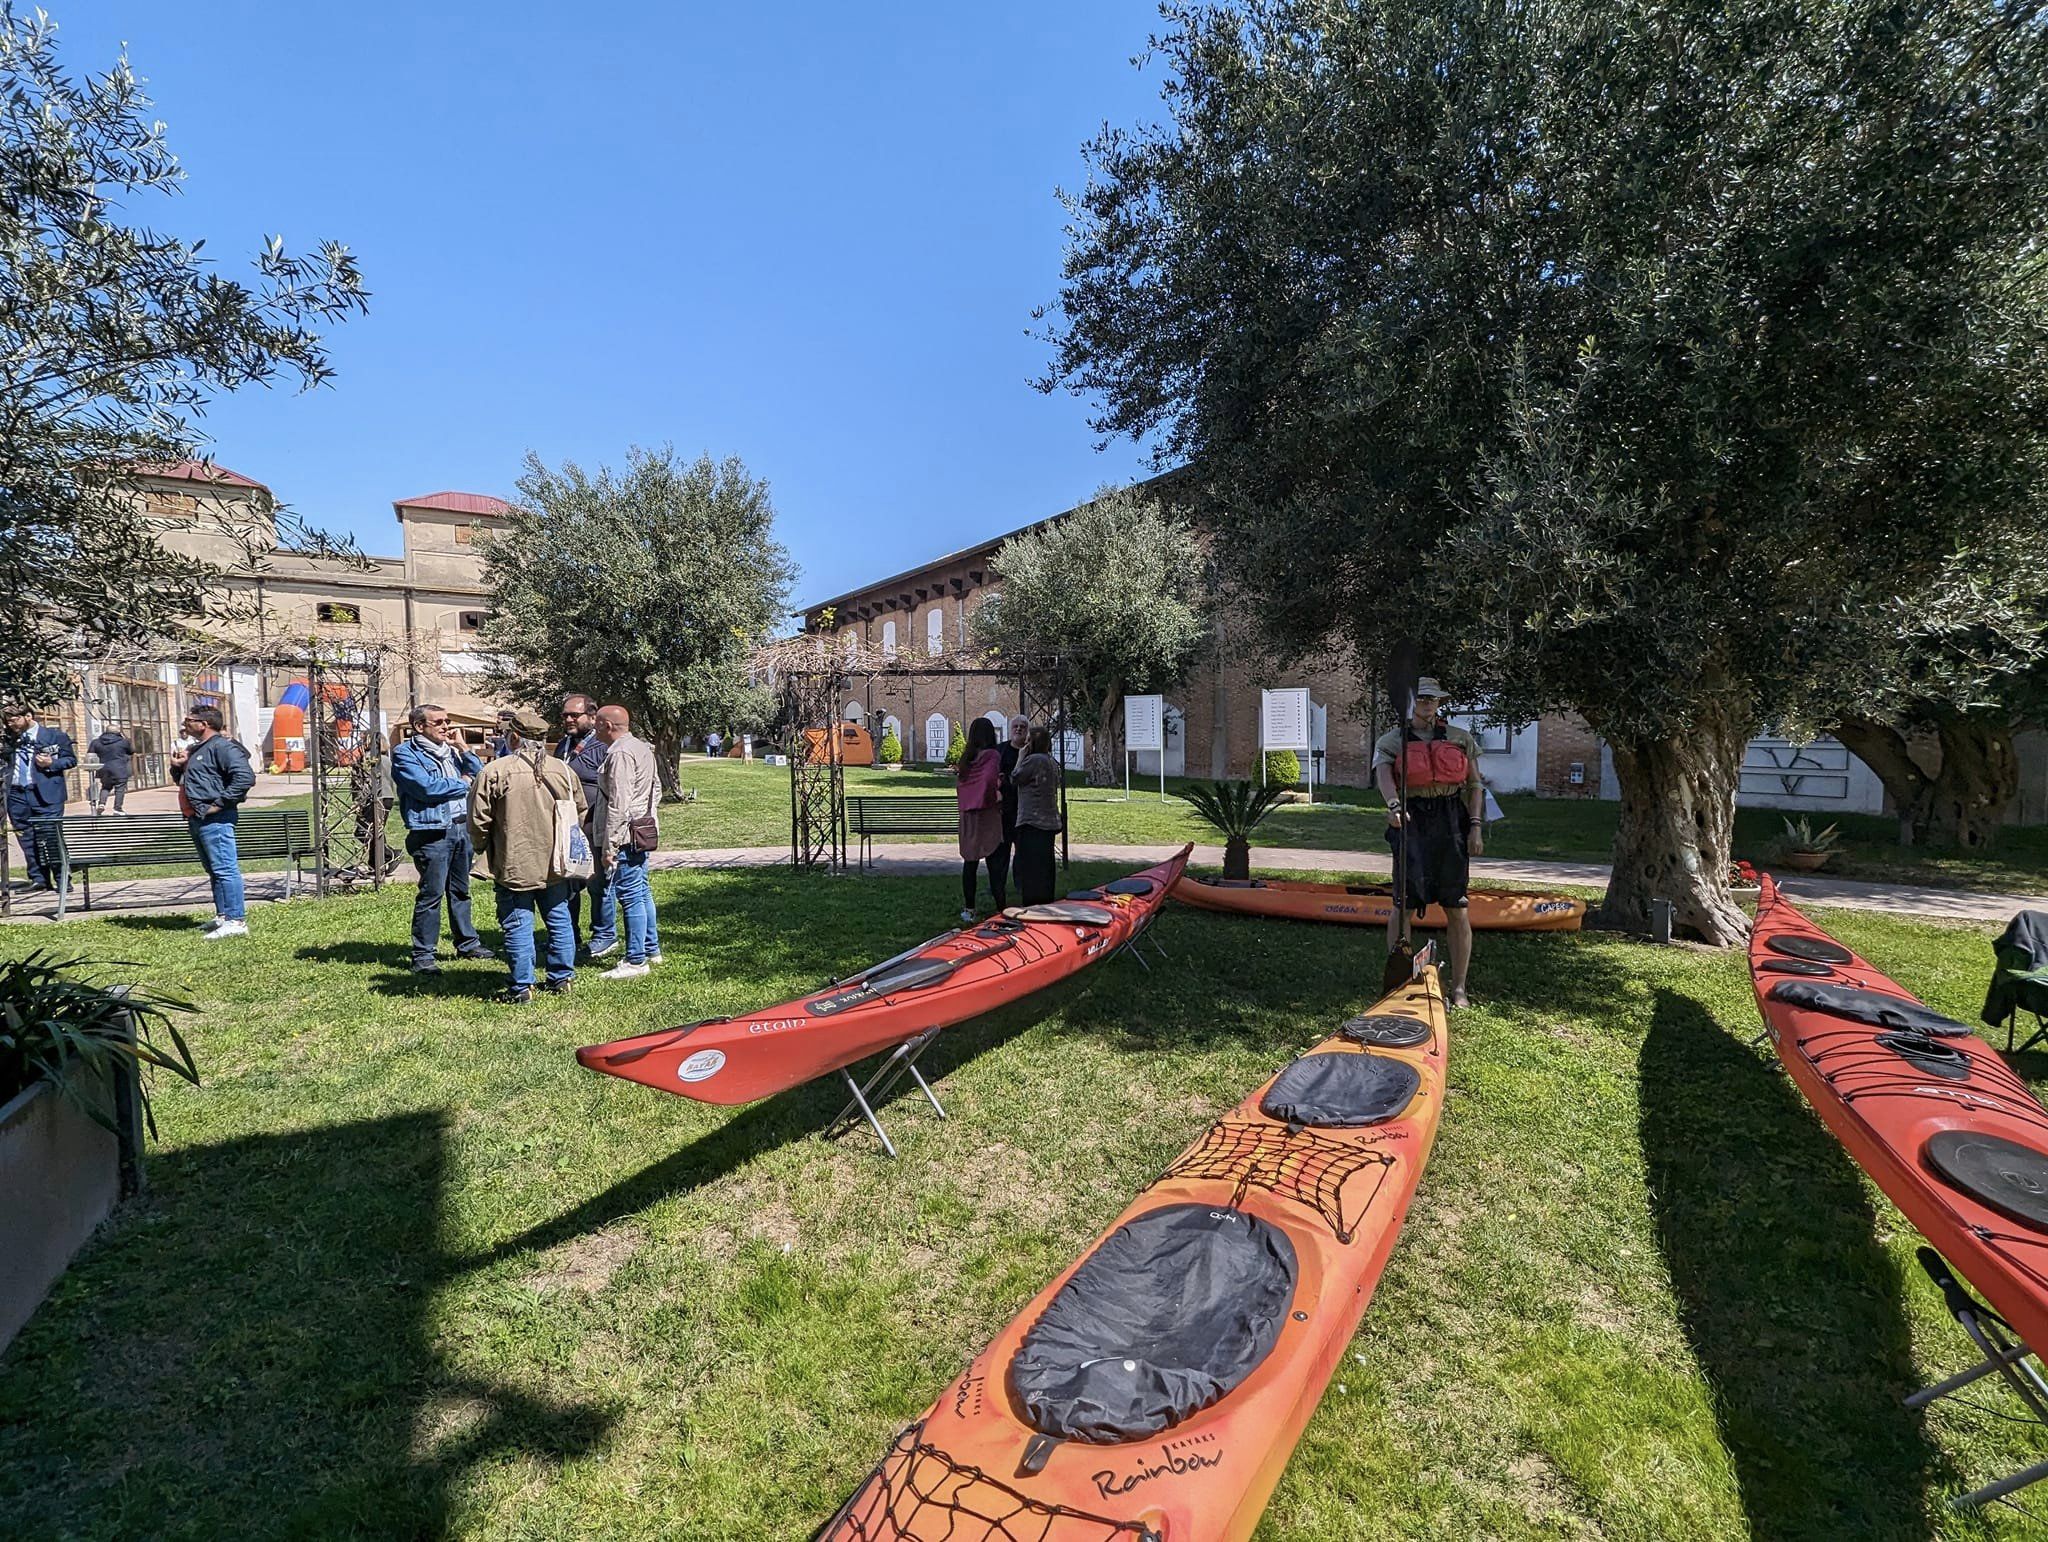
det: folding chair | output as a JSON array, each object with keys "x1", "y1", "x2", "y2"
[{"x1": 1984, "y1": 911, "x2": 2048, "y2": 1055}]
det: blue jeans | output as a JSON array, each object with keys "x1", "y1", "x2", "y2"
[
  {"x1": 495, "y1": 882, "x2": 575, "y2": 990},
  {"x1": 188, "y1": 810, "x2": 245, "y2": 921},
  {"x1": 407, "y1": 821, "x2": 480, "y2": 966},
  {"x1": 611, "y1": 848, "x2": 661, "y2": 963},
  {"x1": 579, "y1": 866, "x2": 618, "y2": 952}
]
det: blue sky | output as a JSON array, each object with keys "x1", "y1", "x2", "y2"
[{"x1": 64, "y1": 2, "x2": 1166, "y2": 608}]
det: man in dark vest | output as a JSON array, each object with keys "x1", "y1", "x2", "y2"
[
  {"x1": 555, "y1": 692, "x2": 614, "y2": 956},
  {"x1": 1372, "y1": 676, "x2": 1486, "y2": 1007}
]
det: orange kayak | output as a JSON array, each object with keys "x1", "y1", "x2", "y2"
[
  {"x1": 1172, "y1": 874, "x2": 1584, "y2": 931},
  {"x1": 818, "y1": 967, "x2": 1447, "y2": 1541},
  {"x1": 578, "y1": 847, "x2": 1189, "y2": 1106},
  {"x1": 1751, "y1": 877, "x2": 2048, "y2": 1362}
]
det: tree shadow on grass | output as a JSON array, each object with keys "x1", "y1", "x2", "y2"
[
  {"x1": 472, "y1": 997, "x2": 1054, "y2": 1270},
  {"x1": 0, "y1": 1111, "x2": 611, "y2": 1540},
  {"x1": 100, "y1": 912, "x2": 212, "y2": 933},
  {"x1": 1640, "y1": 989, "x2": 1945, "y2": 1540}
]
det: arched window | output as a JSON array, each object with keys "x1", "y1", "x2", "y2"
[
  {"x1": 924, "y1": 713, "x2": 949, "y2": 761},
  {"x1": 984, "y1": 710, "x2": 1008, "y2": 736},
  {"x1": 881, "y1": 619, "x2": 897, "y2": 658},
  {"x1": 926, "y1": 608, "x2": 943, "y2": 656},
  {"x1": 881, "y1": 713, "x2": 901, "y2": 743},
  {"x1": 844, "y1": 701, "x2": 863, "y2": 722}
]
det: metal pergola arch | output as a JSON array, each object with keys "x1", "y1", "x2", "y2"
[{"x1": 755, "y1": 637, "x2": 1080, "y2": 875}]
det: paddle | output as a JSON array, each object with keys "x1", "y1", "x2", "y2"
[
  {"x1": 806, "y1": 935, "x2": 1020, "y2": 1017},
  {"x1": 1382, "y1": 639, "x2": 1421, "y2": 997}
]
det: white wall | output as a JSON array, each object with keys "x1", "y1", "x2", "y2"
[
  {"x1": 1598, "y1": 732, "x2": 1888, "y2": 815},
  {"x1": 1449, "y1": 712, "x2": 1538, "y2": 794}
]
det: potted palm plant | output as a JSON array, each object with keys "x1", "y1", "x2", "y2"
[
  {"x1": 1178, "y1": 779, "x2": 1288, "y2": 880},
  {"x1": 1, "y1": 953, "x2": 196, "y2": 1349},
  {"x1": 1778, "y1": 817, "x2": 1843, "y2": 873}
]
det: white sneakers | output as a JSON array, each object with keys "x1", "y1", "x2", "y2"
[
  {"x1": 203, "y1": 919, "x2": 249, "y2": 941},
  {"x1": 601, "y1": 960, "x2": 651, "y2": 980}
]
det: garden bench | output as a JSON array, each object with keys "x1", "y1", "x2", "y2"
[
  {"x1": 847, "y1": 796, "x2": 957, "y2": 872},
  {"x1": 32, "y1": 809, "x2": 316, "y2": 920}
]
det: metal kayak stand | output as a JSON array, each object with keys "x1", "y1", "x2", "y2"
[
  {"x1": 1908, "y1": 1246, "x2": 2048, "y2": 1509},
  {"x1": 825, "y1": 1027, "x2": 948, "y2": 1160}
]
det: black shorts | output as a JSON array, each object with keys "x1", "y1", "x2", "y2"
[{"x1": 1386, "y1": 795, "x2": 1469, "y2": 910}]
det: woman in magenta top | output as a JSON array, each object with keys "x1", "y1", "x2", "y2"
[{"x1": 954, "y1": 717, "x2": 1007, "y2": 919}]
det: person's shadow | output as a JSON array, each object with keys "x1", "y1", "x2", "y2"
[
  {"x1": 1639, "y1": 989, "x2": 1950, "y2": 1538},
  {"x1": 0, "y1": 1111, "x2": 611, "y2": 1539}
]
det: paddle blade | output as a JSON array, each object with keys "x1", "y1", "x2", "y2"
[
  {"x1": 1381, "y1": 939, "x2": 1416, "y2": 996},
  {"x1": 1384, "y1": 638, "x2": 1421, "y2": 730}
]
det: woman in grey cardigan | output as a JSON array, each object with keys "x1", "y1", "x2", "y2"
[{"x1": 1008, "y1": 727, "x2": 1064, "y2": 905}]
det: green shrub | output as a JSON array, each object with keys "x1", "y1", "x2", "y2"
[
  {"x1": 877, "y1": 728, "x2": 903, "y2": 763},
  {"x1": 0, "y1": 952, "x2": 197, "y2": 1138},
  {"x1": 946, "y1": 723, "x2": 967, "y2": 766},
  {"x1": 1263, "y1": 749, "x2": 1302, "y2": 787}
]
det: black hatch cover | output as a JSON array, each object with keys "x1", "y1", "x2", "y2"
[
  {"x1": 1009, "y1": 1204, "x2": 1297, "y2": 1443},
  {"x1": 1259, "y1": 1052, "x2": 1420, "y2": 1128},
  {"x1": 1925, "y1": 1131, "x2": 2048, "y2": 1231},
  {"x1": 1767, "y1": 981, "x2": 1973, "y2": 1038}
]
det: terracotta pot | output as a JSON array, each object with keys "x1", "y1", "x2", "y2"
[{"x1": 1783, "y1": 851, "x2": 1832, "y2": 872}]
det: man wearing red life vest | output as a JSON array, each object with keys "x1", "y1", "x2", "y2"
[{"x1": 1372, "y1": 676, "x2": 1485, "y2": 1007}]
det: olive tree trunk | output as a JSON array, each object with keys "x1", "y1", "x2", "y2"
[
  {"x1": 1086, "y1": 682, "x2": 1124, "y2": 788},
  {"x1": 650, "y1": 722, "x2": 684, "y2": 801},
  {"x1": 1834, "y1": 711, "x2": 2019, "y2": 848},
  {"x1": 1599, "y1": 707, "x2": 1751, "y2": 946}
]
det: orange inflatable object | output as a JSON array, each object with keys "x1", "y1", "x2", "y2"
[
  {"x1": 578, "y1": 847, "x2": 1190, "y2": 1107},
  {"x1": 818, "y1": 966, "x2": 1447, "y2": 1541},
  {"x1": 1172, "y1": 874, "x2": 1584, "y2": 931},
  {"x1": 1751, "y1": 878, "x2": 2048, "y2": 1362},
  {"x1": 805, "y1": 723, "x2": 876, "y2": 766}
]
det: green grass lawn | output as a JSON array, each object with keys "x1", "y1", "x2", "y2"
[
  {"x1": 660, "y1": 756, "x2": 2048, "y2": 893},
  {"x1": 1, "y1": 868, "x2": 2042, "y2": 1538}
]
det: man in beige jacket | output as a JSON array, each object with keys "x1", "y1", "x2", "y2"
[
  {"x1": 468, "y1": 714, "x2": 586, "y2": 1004},
  {"x1": 593, "y1": 704, "x2": 662, "y2": 978}
]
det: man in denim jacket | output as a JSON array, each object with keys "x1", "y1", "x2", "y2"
[{"x1": 392, "y1": 704, "x2": 493, "y2": 974}]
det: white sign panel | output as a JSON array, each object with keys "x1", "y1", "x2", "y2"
[
  {"x1": 1059, "y1": 730, "x2": 1086, "y2": 770},
  {"x1": 1123, "y1": 694, "x2": 1163, "y2": 753},
  {"x1": 1261, "y1": 688, "x2": 1312, "y2": 752}
]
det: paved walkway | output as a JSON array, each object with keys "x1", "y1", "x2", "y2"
[{"x1": 0, "y1": 841, "x2": 2035, "y2": 926}]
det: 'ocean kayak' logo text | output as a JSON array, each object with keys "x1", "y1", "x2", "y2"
[{"x1": 677, "y1": 1049, "x2": 726, "y2": 1083}]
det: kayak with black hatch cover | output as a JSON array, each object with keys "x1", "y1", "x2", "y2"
[
  {"x1": 1750, "y1": 876, "x2": 2048, "y2": 1507},
  {"x1": 816, "y1": 963, "x2": 1447, "y2": 1541},
  {"x1": 576, "y1": 845, "x2": 1191, "y2": 1107}
]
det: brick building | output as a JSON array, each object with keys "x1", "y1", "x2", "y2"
[
  {"x1": 46, "y1": 463, "x2": 517, "y2": 797},
  {"x1": 798, "y1": 484, "x2": 2046, "y2": 822},
  {"x1": 796, "y1": 487, "x2": 1577, "y2": 797}
]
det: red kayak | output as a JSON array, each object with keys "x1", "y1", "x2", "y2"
[
  {"x1": 577, "y1": 845, "x2": 1191, "y2": 1106},
  {"x1": 1750, "y1": 877, "x2": 2048, "y2": 1357}
]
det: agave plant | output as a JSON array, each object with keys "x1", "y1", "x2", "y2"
[
  {"x1": 0, "y1": 952, "x2": 198, "y2": 1139},
  {"x1": 1779, "y1": 817, "x2": 1844, "y2": 855},
  {"x1": 1178, "y1": 779, "x2": 1288, "y2": 880}
]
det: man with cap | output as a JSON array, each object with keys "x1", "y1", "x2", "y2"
[
  {"x1": 1372, "y1": 675, "x2": 1485, "y2": 1007},
  {"x1": 468, "y1": 710, "x2": 584, "y2": 1004}
]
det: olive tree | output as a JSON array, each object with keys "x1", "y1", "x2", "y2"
[
  {"x1": 972, "y1": 486, "x2": 1208, "y2": 786},
  {"x1": 1042, "y1": 0, "x2": 2048, "y2": 941},
  {"x1": 0, "y1": 8, "x2": 367, "y2": 705},
  {"x1": 478, "y1": 447, "x2": 795, "y2": 795}
]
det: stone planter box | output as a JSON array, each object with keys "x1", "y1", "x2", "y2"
[{"x1": 0, "y1": 1059, "x2": 141, "y2": 1353}]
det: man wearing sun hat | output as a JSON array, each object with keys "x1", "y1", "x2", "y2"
[{"x1": 1372, "y1": 675, "x2": 1486, "y2": 1007}]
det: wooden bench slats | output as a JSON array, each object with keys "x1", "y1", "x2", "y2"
[
  {"x1": 23, "y1": 809, "x2": 316, "y2": 917},
  {"x1": 846, "y1": 797, "x2": 958, "y2": 870}
]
